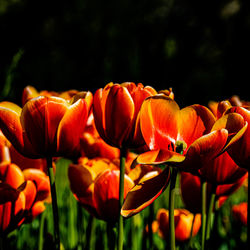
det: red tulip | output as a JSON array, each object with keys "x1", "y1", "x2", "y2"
[
  {"x1": 93, "y1": 82, "x2": 158, "y2": 149},
  {"x1": 225, "y1": 106, "x2": 250, "y2": 169},
  {"x1": 68, "y1": 157, "x2": 134, "y2": 222},
  {"x1": 121, "y1": 95, "x2": 247, "y2": 217},
  {"x1": 22, "y1": 85, "x2": 80, "y2": 105},
  {"x1": 154, "y1": 208, "x2": 201, "y2": 242},
  {"x1": 136, "y1": 95, "x2": 247, "y2": 169},
  {"x1": 232, "y1": 202, "x2": 247, "y2": 226},
  {"x1": 0, "y1": 92, "x2": 92, "y2": 158},
  {"x1": 180, "y1": 172, "x2": 248, "y2": 213}
]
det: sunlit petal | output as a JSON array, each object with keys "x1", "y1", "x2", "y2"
[
  {"x1": 57, "y1": 99, "x2": 88, "y2": 155},
  {"x1": 121, "y1": 168, "x2": 170, "y2": 218},
  {"x1": 136, "y1": 149, "x2": 185, "y2": 165},
  {"x1": 140, "y1": 95, "x2": 179, "y2": 150},
  {"x1": 178, "y1": 105, "x2": 215, "y2": 147}
]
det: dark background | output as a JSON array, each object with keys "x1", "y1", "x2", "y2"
[{"x1": 0, "y1": 0, "x2": 249, "y2": 107}]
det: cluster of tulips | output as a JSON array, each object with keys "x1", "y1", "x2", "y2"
[{"x1": 0, "y1": 82, "x2": 249, "y2": 250}]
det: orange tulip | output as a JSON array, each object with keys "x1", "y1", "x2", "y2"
[
  {"x1": 0, "y1": 144, "x2": 51, "y2": 233},
  {"x1": 180, "y1": 172, "x2": 248, "y2": 213},
  {"x1": 0, "y1": 92, "x2": 92, "y2": 158},
  {"x1": 22, "y1": 85, "x2": 80, "y2": 105},
  {"x1": 0, "y1": 164, "x2": 27, "y2": 234},
  {"x1": 207, "y1": 97, "x2": 249, "y2": 169},
  {"x1": 225, "y1": 106, "x2": 250, "y2": 169},
  {"x1": 122, "y1": 95, "x2": 247, "y2": 217},
  {"x1": 154, "y1": 208, "x2": 201, "y2": 242},
  {"x1": 232, "y1": 202, "x2": 247, "y2": 226},
  {"x1": 93, "y1": 82, "x2": 158, "y2": 149},
  {"x1": 136, "y1": 95, "x2": 247, "y2": 169},
  {"x1": 68, "y1": 157, "x2": 134, "y2": 222}
]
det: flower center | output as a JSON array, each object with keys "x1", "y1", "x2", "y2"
[{"x1": 175, "y1": 140, "x2": 187, "y2": 154}]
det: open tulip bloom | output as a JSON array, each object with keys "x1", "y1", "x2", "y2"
[{"x1": 121, "y1": 95, "x2": 248, "y2": 217}]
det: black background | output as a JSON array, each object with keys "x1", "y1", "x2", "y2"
[{"x1": 0, "y1": 0, "x2": 249, "y2": 107}]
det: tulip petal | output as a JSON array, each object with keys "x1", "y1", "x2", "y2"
[
  {"x1": 22, "y1": 85, "x2": 39, "y2": 106},
  {"x1": 140, "y1": 95, "x2": 179, "y2": 150},
  {"x1": 0, "y1": 163, "x2": 25, "y2": 189},
  {"x1": 68, "y1": 164, "x2": 95, "y2": 199},
  {"x1": 0, "y1": 183, "x2": 20, "y2": 204},
  {"x1": 178, "y1": 105, "x2": 215, "y2": 148},
  {"x1": 22, "y1": 180, "x2": 37, "y2": 210},
  {"x1": 94, "y1": 169, "x2": 134, "y2": 221},
  {"x1": 121, "y1": 167, "x2": 170, "y2": 217},
  {"x1": 21, "y1": 96, "x2": 68, "y2": 155},
  {"x1": 23, "y1": 168, "x2": 50, "y2": 201},
  {"x1": 105, "y1": 85, "x2": 135, "y2": 147},
  {"x1": 0, "y1": 102, "x2": 25, "y2": 154},
  {"x1": 93, "y1": 84, "x2": 113, "y2": 146},
  {"x1": 136, "y1": 149, "x2": 185, "y2": 165},
  {"x1": 184, "y1": 129, "x2": 228, "y2": 172},
  {"x1": 57, "y1": 99, "x2": 88, "y2": 155},
  {"x1": 225, "y1": 107, "x2": 250, "y2": 168},
  {"x1": 198, "y1": 151, "x2": 247, "y2": 184},
  {"x1": 31, "y1": 201, "x2": 46, "y2": 219}
]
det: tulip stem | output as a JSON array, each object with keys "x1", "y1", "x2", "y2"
[
  {"x1": 169, "y1": 167, "x2": 178, "y2": 250},
  {"x1": 201, "y1": 178, "x2": 207, "y2": 250},
  {"x1": 148, "y1": 203, "x2": 154, "y2": 248},
  {"x1": 47, "y1": 157, "x2": 60, "y2": 250},
  {"x1": 118, "y1": 147, "x2": 126, "y2": 250},
  {"x1": 107, "y1": 222, "x2": 116, "y2": 250},
  {"x1": 188, "y1": 213, "x2": 196, "y2": 248},
  {"x1": 206, "y1": 185, "x2": 216, "y2": 241},
  {"x1": 38, "y1": 209, "x2": 46, "y2": 250}
]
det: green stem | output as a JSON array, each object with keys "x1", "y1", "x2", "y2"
[
  {"x1": 205, "y1": 185, "x2": 216, "y2": 241},
  {"x1": 118, "y1": 147, "x2": 126, "y2": 250},
  {"x1": 148, "y1": 203, "x2": 154, "y2": 249},
  {"x1": 107, "y1": 223, "x2": 116, "y2": 250},
  {"x1": 201, "y1": 178, "x2": 207, "y2": 250},
  {"x1": 169, "y1": 168, "x2": 178, "y2": 250},
  {"x1": 47, "y1": 157, "x2": 60, "y2": 250},
  {"x1": 188, "y1": 213, "x2": 196, "y2": 249},
  {"x1": 85, "y1": 215, "x2": 95, "y2": 250},
  {"x1": 131, "y1": 216, "x2": 138, "y2": 250},
  {"x1": 38, "y1": 209, "x2": 46, "y2": 250}
]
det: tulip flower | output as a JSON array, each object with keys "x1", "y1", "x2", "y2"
[
  {"x1": 232, "y1": 202, "x2": 248, "y2": 226},
  {"x1": 93, "y1": 82, "x2": 158, "y2": 149},
  {"x1": 121, "y1": 95, "x2": 247, "y2": 250},
  {"x1": 153, "y1": 208, "x2": 201, "y2": 242},
  {"x1": 180, "y1": 172, "x2": 248, "y2": 214},
  {"x1": 0, "y1": 92, "x2": 92, "y2": 159},
  {"x1": 22, "y1": 85, "x2": 79, "y2": 105},
  {"x1": 93, "y1": 82, "x2": 160, "y2": 250},
  {"x1": 224, "y1": 106, "x2": 250, "y2": 170},
  {"x1": 122, "y1": 95, "x2": 247, "y2": 216},
  {"x1": 0, "y1": 92, "x2": 92, "y2": 249},
  {"x1": 68, "y1": 158, "x2": 134, "y2": 222},
  {"x1": 0, "y1": 161, "x2": 50, "y2": 235}
]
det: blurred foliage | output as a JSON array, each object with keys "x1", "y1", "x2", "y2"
[{"x1": 0, "y1": 0, "x2": 249, "y2": 106}]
